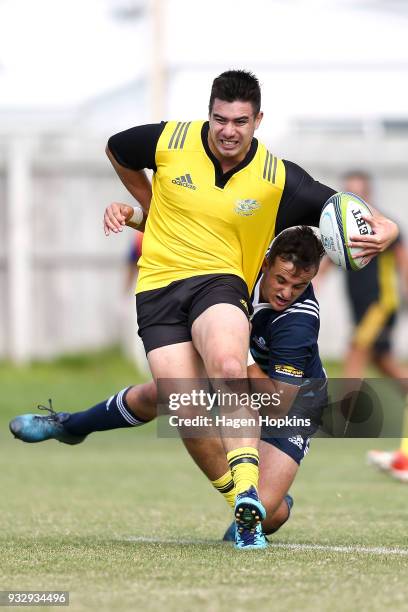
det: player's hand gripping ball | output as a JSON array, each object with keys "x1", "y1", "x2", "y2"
[{"x1": 319, "y1": 192, "x2": 374, "y2": 270}]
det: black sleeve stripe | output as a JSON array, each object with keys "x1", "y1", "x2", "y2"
[
  {"x1": 179, "y1": 121, "x2": 192, "y2": 149},
  {"x1": 263, "y1": 151, "x2": 270, "y2": 180},
  {"x1": 263, "y1": 150, "x2": 277, "y2": 184},
  {"x1": 173, "y1": 122, "x2": 186, "y2": 148},
  {"x1": 168, "y1": 121, "x2": 192, "y2": 150},
  {"x1": 168, "y1": 122, "x2": 183, "y2": 149},
  {"x1": 107, "y1": 122, "x2": 166, "y2": 172},
  {"x1": 263, "y1": 151, "x2": 278, "y2": 184},
  {"x1": 271, "y1": 155, "x2": 277, "y2": 183},
  {"x1": 267, "y1": 154, "x2": 272, "y2": 182}
]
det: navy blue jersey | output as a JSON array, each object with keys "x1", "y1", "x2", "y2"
[
  {"x1": 250, "y1": 279, "x2": 325, "y2": 383},
  {"x1": 250, "y1": 276, "x2": 327, "y2": 443},
  {"x1": 249, "y1": 275, "x2": 327, "y2": 455}
]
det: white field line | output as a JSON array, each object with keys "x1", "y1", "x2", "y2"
[
  {"x1": 273, "y1": 542, "x2": 408, "y2": 556},
  {"x1": 123, "y1": 536, "x2": 408, "y2": 556}
]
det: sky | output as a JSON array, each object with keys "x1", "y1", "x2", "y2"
[
  {"x1": 0, "y1": 0, "x2": 407, "y2": 121},
  {"x1": 0, "y1": 0, "x2": 147, "y2": 107}
]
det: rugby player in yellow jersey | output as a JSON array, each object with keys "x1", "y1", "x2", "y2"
[
  {"x1": 106, "y1": 72, "x2": 293, "y2": 543},
  {"x1": 10, "y1": 71, "x2": 399, "y2": 550},
  {"x1": 11, "y1": 227, "x2": 327, "y2": 550},
  {"x1": 103, "y1": 71, "x2": 396, "y2": 538}
]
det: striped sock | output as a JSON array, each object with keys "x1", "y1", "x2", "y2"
[
  {"x1": 227, "y1": 446, "x2": 259, "y2": 495},
  {"x1": 63, "y1": 387, "x2": 147, "y2": 436},
  {"x1": 211, "y1": 470, "x2": 236, "y2": 508}
]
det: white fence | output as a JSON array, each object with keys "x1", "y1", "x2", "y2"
[
  {"x1": 1, "y1": 123, "x2": 407, "y2": 364},
  {"x1": 0, "y1": 132, "x2": 147, "y2": 368}
]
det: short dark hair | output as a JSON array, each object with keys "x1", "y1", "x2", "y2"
[
  {"x1": 209, "y1": 70, "x2": 261, "y2": 116},
  {"x1": 266, "y1": 226, "x2": 324, "y2": 273}
]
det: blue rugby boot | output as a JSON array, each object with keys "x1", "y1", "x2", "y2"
[
  {"x1": 235, "y1": 522, "x2": 268, "y2": 550},
  {"x1": 9, "y1": 400, "x2": 85, "y2": 445},
  {"x1": 234, "y1": 486, "x2": 266, "y2": 530},
  {"x1": 225, "y1": 493, "x2": 294, "y2": 543}
]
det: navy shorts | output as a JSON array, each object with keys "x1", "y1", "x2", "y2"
[{"x1": 261, "y1": 435, "x2": 310, "y2": 465}]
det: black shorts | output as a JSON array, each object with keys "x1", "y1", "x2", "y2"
[
  {"x1": 371, "y1": 312, "x2": 396, "y2": 354},
  {"x1": 136, "y1": 273, "x2": 252, "y2": 354},
  {"x1": 352, "y1": 304, "x2": 396, "y2": 354}
]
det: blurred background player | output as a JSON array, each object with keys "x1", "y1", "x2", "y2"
[
  {"x1": 318, "y1": 170, "x2": 408, "y2": 481},
  {"x1": 124, "y1": 229, "x2": 144, "y2": 292}
]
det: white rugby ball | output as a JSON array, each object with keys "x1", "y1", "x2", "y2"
[{"x1": 319, "y1": 192, "x2": 374, "y2": 270}]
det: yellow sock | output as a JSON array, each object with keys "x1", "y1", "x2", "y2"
[
  {"x1": 211, "y1": 470, "x2": 236, "y2": 508},
  {"x1": 227, "y1": 446, "x2": 259, "y2": 495},
  {"x1": 400, "y1": 395, "x2": 408, "y2": 456}
]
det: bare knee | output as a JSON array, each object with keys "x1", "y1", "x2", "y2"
[{"x1": 210, "y1": 355, "x2": 246, "y2": 379}]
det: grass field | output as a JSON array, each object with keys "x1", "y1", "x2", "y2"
[{"x1": 1, "y1": 350, "x2": 408, "y2": 611}]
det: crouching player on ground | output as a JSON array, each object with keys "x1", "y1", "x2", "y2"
[{"x1": 10, "y1": 227, "x2": 327, "y2": 549}]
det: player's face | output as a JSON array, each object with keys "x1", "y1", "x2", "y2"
[
  {"x1": 208, "y1": 99, "x2": 263, "y2": 165},
  {"x1": 260, "y1": 256, "x2": 317, "y2": 311}
]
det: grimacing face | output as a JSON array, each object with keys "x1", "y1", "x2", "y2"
[
  {"x1": 208, "y1": 98, "x2": 263, "y2": 166},
  {"x1": 260, "y1": 256, "x2": 318, "y2": 311}
]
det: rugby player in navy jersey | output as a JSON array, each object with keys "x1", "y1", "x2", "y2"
[
  {"x1": 10, "y1": 226, "x2": 326, "y2": 548},
  {"x1": 223, "y1": 225, "x2": 327, "y2": 541}
]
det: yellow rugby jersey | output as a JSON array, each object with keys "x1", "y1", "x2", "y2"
[{"x1": 136, "y1": 120, "x2": 285, "y2": 294}]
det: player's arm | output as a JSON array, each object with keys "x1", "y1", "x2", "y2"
[
  {"x1": 249, "y1": 313, "x2": 320, "y2": 416},
  {"x1": 276, "y1": 161, "x2": 398, "y2": 256},
  {"x1": 247, "y1": 359, "x2": 299, "y2": 417},
  {"x1": 105, "y1": 148, "x2": 152, "y2": 213},
  {"x1": 103, "y1": 201, "x2": 147, "y2": 236},
  {"x1": 104, "y1": 123, "x2": 166, "y2": 235}
]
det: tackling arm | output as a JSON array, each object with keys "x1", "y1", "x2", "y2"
[
  {"x1": 104, "y1": 122, "x2": 166, "y2": 236},
  {"x1": 247, "y1": 361, "x2": 299, "y2": 417}
]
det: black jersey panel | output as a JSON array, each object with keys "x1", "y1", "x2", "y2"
[
  {"x1": 275, "y1": 161, "x2": 336, "y2": 234},
  {"x1": 107, "y1": 122, "x2": 167, "y2": 172}
]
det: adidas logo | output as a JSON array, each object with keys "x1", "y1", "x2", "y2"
[
  {"x1": 172, "y1": 173, "x2": 197, "y2": 190},
  {"x1": 288, "y1": 436, "x2": 304, "y2": 450}
]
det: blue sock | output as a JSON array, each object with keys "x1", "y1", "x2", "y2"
[{"x1": 63, "y1": 387, "x2": 147, "y2": 436}]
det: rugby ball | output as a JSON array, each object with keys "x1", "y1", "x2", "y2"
[{"x1": 319, "y1": 192, "x2": 374, "y2": 270}]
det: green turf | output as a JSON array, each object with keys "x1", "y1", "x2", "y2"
[{"x1": 1, "y1": 352, "x2": 408, "y2": 611}]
